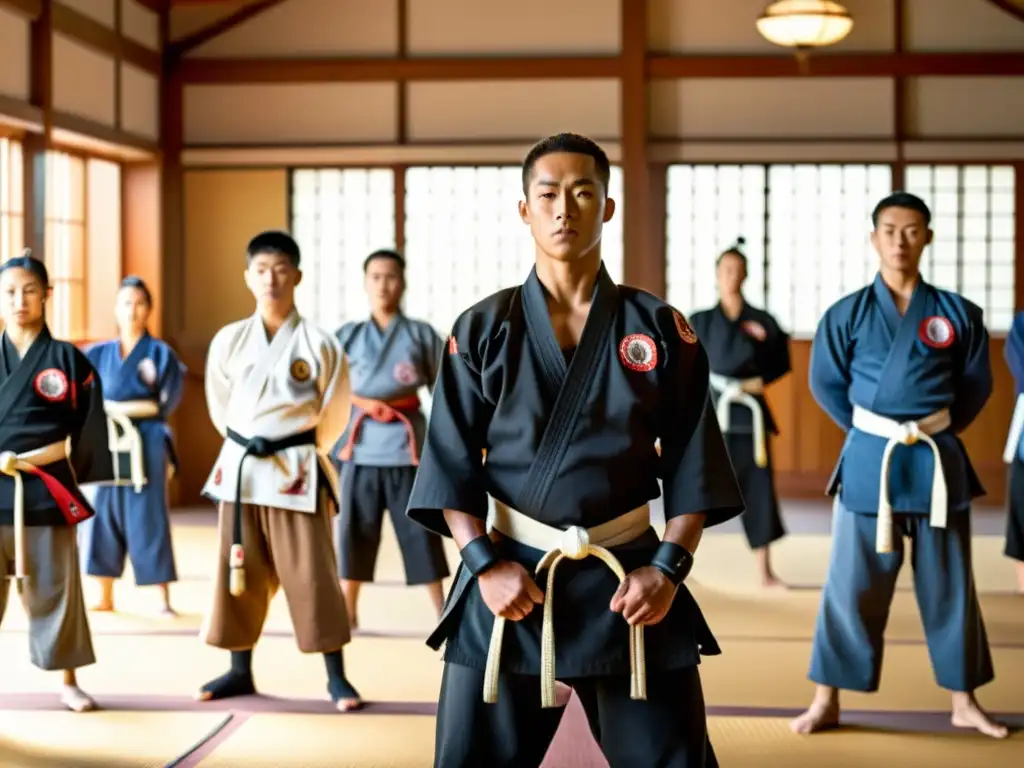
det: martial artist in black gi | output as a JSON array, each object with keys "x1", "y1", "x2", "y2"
[
  {"x1": 406, "y1": 133, "x2": 745, "y2": 767},
  {"x1": 690, "y1": 239, "x2": 791, "y2": 587}
]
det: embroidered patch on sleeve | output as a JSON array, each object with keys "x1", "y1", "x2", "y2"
[{"x1": 674, "y1": 311, "x2": 698, "y2": 344}]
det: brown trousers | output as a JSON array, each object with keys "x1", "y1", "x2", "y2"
[
  {"x1": 0, "y1": 524, "x2": 95, "y2": 671},
  {"x1": 201, "y1": 497, "x2": 351, "y2": 653}
]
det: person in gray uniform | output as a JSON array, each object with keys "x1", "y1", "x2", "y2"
[{"x1": 332, "y1": 250, "x2": 450, "y2": 627}]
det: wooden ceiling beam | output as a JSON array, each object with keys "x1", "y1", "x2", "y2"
[
  {"x1": 986, "y1": 1, "x2": 1024, "y2": 23},
  {"x1": 50, "y1": 3, "x2": 161, "y2": 73},
  {"x1": 168, "y1": 0, "x2": 290, "y2": 57},
  {"x1": 178, "y1": 50, "x2": 1024, "y2": 85},
  {"x1": 179, "y1": 56, "x2": 623, "y2": 83}
]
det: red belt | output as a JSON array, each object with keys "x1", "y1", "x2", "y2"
[{"x1": 337, "y1": 394, "x2": 422, "y2": 466}]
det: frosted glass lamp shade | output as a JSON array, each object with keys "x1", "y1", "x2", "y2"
[{"x1": 756, "y1": 0, "x2": 854, "y2": 48}]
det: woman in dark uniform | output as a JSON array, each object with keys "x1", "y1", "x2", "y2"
[{"x1": 690, "y1": 238, "x2": 791, "y2": 588}]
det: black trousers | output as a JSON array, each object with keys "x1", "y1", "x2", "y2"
[
  {"x1": 334, "y1": 463, "x2": 449, "y2": 584},
  {"x1": 1006, "y1": 459, "x2": 1024, "y2": 562},
  {"x1": 724, "y1": 432, "x2": 786, "y2": 550},
  {"x1": 433, "y1": 663, "x2": 718, "y2": 768}
]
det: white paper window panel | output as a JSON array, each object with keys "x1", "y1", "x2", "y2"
[
  {"x1": 402, "y1": 165, "x2": 624, "y2": 337},
  {"x1": 666, "y1": 164, "x2": 893, "y2": 338},
  {"x1": 904, "y1": 165, "x2": 1015, "y2": 333},
  {"x1": 290, "y1": 168, "x2": 397, "y2": 333}
]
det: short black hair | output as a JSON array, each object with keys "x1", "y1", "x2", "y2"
[
  {"x1": 0, "y1": 249, "x2": 49, "y2": 288},
  {"x1": 363, "y1": 249, "x2": 405, "y2": 274},
  {"x1": 871, "y1": 192, "x2": 932, "y2": 228},
  {"x1": 717, "y1": 237, "x2": 748, "y2": 268},
  {"x1": 521, "y1": 133, "x2": 611, "y2": 196},
  {"x1": 119, "y1": 275, "x2": 152, "y2": 306},
  {"x1": 247, "y1": 230, "x2": 300, "y2": 267}
]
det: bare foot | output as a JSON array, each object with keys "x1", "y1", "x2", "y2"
[
  {"x1": 335, "y1": 697, "x2": 363, "y2": 712},
  {"x1": 951, "y1": 695, "x2": 1009, "y2": 739},
  {"x1": 90, "y1": 600, "x2": 114, "y2": 612},
  {"x1": 157, "y1": 605, "x2": 179, "y2": 618},
  {"x1": 761, "y1": 573, "x2": 789, "y2": 590},
  {"x1": 61, "y1": 685, "x2": 96, "y2": 713},
  {"x1": 790, "y1": 690, "x2": 840, "y2": 734}
]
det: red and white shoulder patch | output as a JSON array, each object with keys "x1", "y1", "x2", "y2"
[
  {"x1": 393, "y1": 361, "x2": 417, "y2": 385},
  {"x1": 919, "y1": 316, "x2": 955, "y2": 349},
  {"x1": 34, "y1": 368, "x2": 69, "y2": 403},
  {"x1": 673, "y1": 311, "x2": 698, "y2": 344},
  {"x1": 741, "y1": 320, "x2": 767, "y2": 342},
  {"x1": 619, "y1": 333, "x2": 659, "y2": 372}
]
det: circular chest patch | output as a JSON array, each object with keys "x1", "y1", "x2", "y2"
[
  {"x1": 137, "y1": 358, "x2": 158, "y2": 387},
  {"x1": 290, "y1": 359, "x2": 311, "y2": 382},
  {"x1": 674, "y1": 311, "x2": 697, "y2": 344},
  {"x1": 619, "y1": 334, "x2": 659, "y2": 372},
  {"x1": 393, "y1": 361, "x2": 418, "y2": 386},
  {"x1": 34, "y1": 369, "x2": 69, "y2": 402},
  {"x1": 741, "y1": 320, "x2": 767, "y2": 342},
  {"x1": 919, "y1": 316, "x2": 955, "y2": 349}
]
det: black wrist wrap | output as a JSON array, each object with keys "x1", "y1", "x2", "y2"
[
  {"x1": 650, "y1": 541, "x2": 694, "y2": 585},
  {"x1": 461, "y1": 535, "x2": 500, "y2": 577}
]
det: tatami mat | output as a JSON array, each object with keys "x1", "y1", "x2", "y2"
[
  {"x1": 0, "y1": 711, "x2": 227, "y2": 768},
  {"x1": 193, "y1": 712, "x2": 1024, "y2": 768}
]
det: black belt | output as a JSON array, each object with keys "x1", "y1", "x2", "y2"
[{"x1": 225, "y1": 428, "x2": 317, "y2": 595}]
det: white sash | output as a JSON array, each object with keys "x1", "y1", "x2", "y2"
[
  {"x1": 1003, "y1": 394, "x2": 1024, "y2": 464},
  {"x1": 103, "y1": 400, "x2": 159, "y2": 492},
  {"x1": 708, "y1": 372, "x2": 767, "y2": 467},
  {"x1": 850, "y1": 405, "x2": 951, "y2": 554}
]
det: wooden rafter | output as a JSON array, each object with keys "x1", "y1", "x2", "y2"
[
  {"x1": 168, "y1": 0, "x2": 291, "y2": 57},
  {"x1": 986, "y1": 0, "x2": 1024, "y2": 23}
]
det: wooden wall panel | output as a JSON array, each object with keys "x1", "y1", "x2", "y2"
[
  {"x1": 0, "y1": 5, "x2": 29, "y2": 103},
  {"x1": 767, "y1": 338, "x2": 1012, "y2": 506},
  {"x1": 906, "y1": 0, "x2": 1024, "y2": 51},
  {"x1": 169, "y1": 0, "x2": 252, "y2": 42},
  {"x1": 183, "y1": 83, "x2": 398, "y2": 145},
  {"x1": 177, "y1": 169, "x2": 288, "y2": 504},
  {"x1": 649, "y1": 78, "x2": 894, "y2": 139},
  {"x1": 61, "y1": 0, "x2": 116, "y2": 29},
  {"x1": 122, "y1": 163, "x2": 162, "y2": 337},
  {"x1": 406, "y1": 80, "x2": 621, "y2": 142},
  {"x1": 906, "y1": 77, "x2": 1024, "y2": 137},
  {"x1": 119, "y1": 61, "x2": 157, "y2": 139},
  {"x1": 406, "y1": 0, "x2": 619, "y2": 56},
  {"x1": 190, "y1": 0, "x2": 399, "y2": 58},
  {"x1": 120, "y1": 0, "x2": 158, "y2": 51},
  {"x1": 647, "y1": 0, "x2": 895, "y2": 54},
  {"x1": 52, "y1": 32, "x2": 116, "y2": 126}
]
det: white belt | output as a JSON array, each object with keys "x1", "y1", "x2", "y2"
[
  {"x1": 0, "y1": 441, "x2": 69, "y2": 589},
  {"x1": 851, "y1": 405, "x2": 951, "y2": 554},
  {"x1": 1003, "y1": 394, "x2": 1024, "y2": 464},
  {"x1": 709, "y1": 373, "x2": 767, "y2": 468},
  {"x1": 104, "y1": 400, "x2": 159, "y2": 492},
  {"x1": 483, "y1": 500, "x2": 651, "y2": 709}
]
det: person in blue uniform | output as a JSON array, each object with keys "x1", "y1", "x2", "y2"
[
  {"x1": 406, "y1": 133, "x2": 744, "y2": 767},
  {"x1": 790, "y1": 192, "x2": 1008, "y2": 739},
  {"x1": 690, "y1": 238, "x2": 791, "y2": 588},
  {"x1": 332, "y1": 250, "x2": 449, "y2": 628},
  {"x1": 80, "y1": 277, "x2": 186, "y2": 616},
  {"x1": 1001, "y1": 312, "x2": 1024, "y2": 594}
]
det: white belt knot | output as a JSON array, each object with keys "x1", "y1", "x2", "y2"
[
  {"x1": 0, "y1": 451, "x2": 18, "y2": 476},
  {"x1": 895, "y1": 421, "x2": 921, "y2": 445},
  {"x1": 558, "y1": 526, "x2": 591, "y2": 560}
]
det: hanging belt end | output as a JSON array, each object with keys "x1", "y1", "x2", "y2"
[
  {"x1": 229, "y1": 544, "x2": 246, "y2": 597},
  {"x1": 875, "y1": 503, "x2": 895, "y2": 554}
]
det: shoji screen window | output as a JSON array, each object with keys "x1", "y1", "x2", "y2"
[
  {"x1": 290, "y1": 169, "x2": 396, "y2": 332},
  {"x1": 665, "y1": 164, "x2": 767, "y2": 316},
  {"x1": 45, "y1": 151, "x2": 86, "y2": 339},
  {"x1": 0, "y1": 138, "x2": 23, "y2": 263},
  {"x1": 403, "y1": 165, "x2": 624, "y2": 337},
  {"x1": 766, "y1": 164, "x2": 892, "y2": 336},
  {"x1": 905, "y1": 165, "x2": 1016, "y2": 332}
]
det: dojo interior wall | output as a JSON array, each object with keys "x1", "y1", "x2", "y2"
[{"x1": 170, "y1": 0, "x2": 1024, "y2": 507}]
